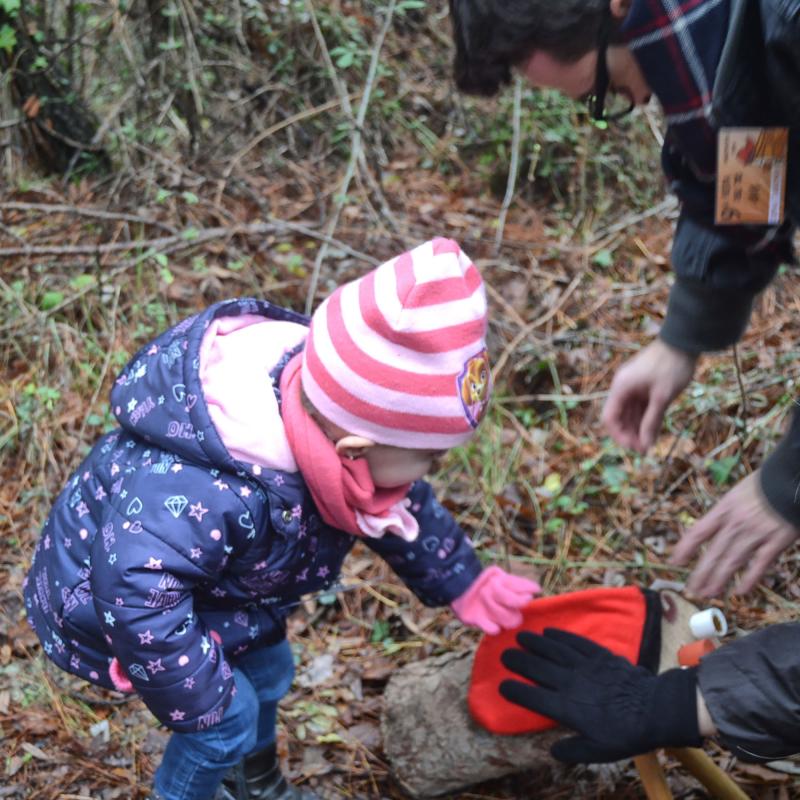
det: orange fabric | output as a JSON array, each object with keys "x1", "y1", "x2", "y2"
[
  {"x1": 468, "y1": 586, "x2": 648, "y2": 734},
  {"x1": 678, "y1": 638, "x2": 716, "y2": 667}
]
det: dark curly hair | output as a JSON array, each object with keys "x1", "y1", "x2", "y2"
[{"x1": 448, "y1": 0, "x2": 617, "y2": 96}]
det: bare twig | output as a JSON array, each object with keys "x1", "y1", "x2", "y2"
[
  {"x1": 90, "y1": 57, "x2": 165, "y2": 148},
  {"x1": 176, "y1": 0, "x2": 204, "y2": 117},
  {"x1": 302, "y1": 0, "x2": 397, "y2": 233},
  {"x1": 491, "y1": 269, "x2": 584, "y2": 380},
  {"x1": 642, "y1": 100, "x2": 665, "y2": 147},
  {"x1": 496, "y1": 391, "x2": 608, "y2": 404},
  {"x1": 76, "y1": 285, "x2": 120, "y2": 444},
  {"x1": 703, "y1": 401, "x2": 789, "y2": 462},
  {"x1": 0, "y1": 226, "x2": 244, "y2": 257},
  {"x1": 0, "y1": 218, "x2": 380, "y2": 263},
  {"x1": 732, "y1": 343, "x2": 750, "y2": 434},
  {"x1": 304, "y1": 0, "x2": 397, "y2": 314},
  {"x1": 263, "y1": 217, "x2": 379, "y2": 265},
  {"x1": 0, "y1": 202, "x2": 177, "y2": 233},
  {"x1": 494, "y1": 76, "x2": 523, "y2": 255},
  {"x1": 30, "y1": 121, "x2": 106, "y2": 153},
  {"x1": 214, "y1": 95, "x2": 356, "y2": 205},
  {"x1": 592, "y1": 196, "x2": 679, "y2": 242}
]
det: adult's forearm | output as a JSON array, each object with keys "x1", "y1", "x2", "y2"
[
  {"x1": 659, "y1": 279, "x2": 756, "y2": 353},
  {"x1": 662, "y1": 209, "x2": 791, "y2": 354},
  {"x1": 760, "y1": 413, "x2": 800, "y2": 528},
  {"x1": 697, "y1": 624, "x2": 800, "y2": 761}
]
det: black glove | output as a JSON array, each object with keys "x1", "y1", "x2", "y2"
[{"x1": 499, "y1": 628, "x2": 703, "y2": 763}]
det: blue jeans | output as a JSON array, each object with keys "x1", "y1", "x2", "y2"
[{"x1": 154, "y1": 639, "x2": 295, "y2": 800}]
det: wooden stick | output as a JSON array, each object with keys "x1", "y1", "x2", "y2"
[
  {"x1": 493, "y1": 76, "x2": 523, "y2": 254},
  {"x1": 634, "y1": 753, "x2": 674, "y2": 800},
  {"x1": 302, "y1": 0, "x2": 397, "y2": 314},
  {"x1": 666, "y1": 748, "x2": 750, "y2": 800}
]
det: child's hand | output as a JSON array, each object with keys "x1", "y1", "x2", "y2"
[{"x1": 451, "y1": 565, "x2": 540, "y2": 635}]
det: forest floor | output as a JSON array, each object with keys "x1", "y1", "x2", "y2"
[{"x1": 2, "y1": 3, "x2": 800, "y2": 798}]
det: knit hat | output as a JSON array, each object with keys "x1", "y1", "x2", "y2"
[{"x1": 301, "y1": 237, "x2": 491, "y2": 449}]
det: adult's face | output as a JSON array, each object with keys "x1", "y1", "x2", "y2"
[{"x1": 518, "y1": 44, "x2": 652, "y2": 108}]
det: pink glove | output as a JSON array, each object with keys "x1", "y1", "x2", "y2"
[
  {"x1": 451, "y1": 565, "x2": 540, "y2": 635},
  {"x1": 109, "y1": 657, "x2": 134, "y2": 693}
]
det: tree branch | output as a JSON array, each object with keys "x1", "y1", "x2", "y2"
[{"x1": 304, "y1": 0, "x2": 397, "y2": 314}]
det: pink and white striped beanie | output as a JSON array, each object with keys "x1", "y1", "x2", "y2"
[{"x1": 301, "y1": 237, "x2": 491, "y2": 450}]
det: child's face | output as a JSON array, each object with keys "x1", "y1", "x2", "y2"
[
  {"x1": 363, "y1": 444, "x2": 448, "y2": 488},
  {"x1": 313, "y1": 402, "x2": 449, "y2": 487}
]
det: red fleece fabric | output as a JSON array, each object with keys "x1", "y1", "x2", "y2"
[{"x1": 468, "y1": 586, "x2": 648, "y2": 734}]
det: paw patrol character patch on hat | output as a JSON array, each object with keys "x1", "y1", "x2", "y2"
[{"x1": 458, "y1": 348, "x2": 490, "y2": 427}]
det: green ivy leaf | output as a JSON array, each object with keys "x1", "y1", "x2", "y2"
[
  {"x1": 544, "y1": 517, "x2": 565, "y2": 533},
  {"x1": 39, "y1": 291, "x2": 64, "y2": 310},
  {"x1": 708, "y1": 455, "x2": 739, "y2": 486},
  {"x1": 69, "y1": 274, "x2": 95, "y2": 290},
  {"x1": 592, "y1": 248, "x2": 614, "y2": 268},
  {"x1": 601, "y1": 464, "x2": 627, "y2": 493},
  {"x1": 0, "y1": 0, "x2": 21, "y2": 15},
  {"x1": 0, "y1": 24, "x2": 17, "y2": 54},
  {"x1": 330, "y1": 47, "x2": 354, "y2": 69},
  {"x1": 370, "y1": 619, "x2": 390, "y2": 643}
]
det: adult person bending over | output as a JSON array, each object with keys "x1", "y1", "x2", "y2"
[
  {"x1": 448, "y1": 0, "x2": 800, "y2": 766},
  {"x1": 449, "y1": 0, "x2": 800, "y2": 599}
]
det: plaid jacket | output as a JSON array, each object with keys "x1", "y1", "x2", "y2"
[
  {"x1": 621, "y1": 0, "x2": 798, "y2": 350},
  {"x1": 622, "y1": 0, "x2": 729, "y2": 180}
]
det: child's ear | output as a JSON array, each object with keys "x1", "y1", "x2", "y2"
[
  {"x1": 609, "y1": 0, "x2": 631, "y2": 18},
  {"x1": 335, "y1": 435, "x2": 375, "y2": 460}
]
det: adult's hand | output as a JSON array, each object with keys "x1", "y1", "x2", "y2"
[
  {"x1": 670, "y1": 471, "x2": 800, "y2": 597},
  {"x1": 602, "y1": 339, "x2": 698, "y2": 454},
  {"x1": 499, "y1": 629, "x2": 702, "y2": 763}
]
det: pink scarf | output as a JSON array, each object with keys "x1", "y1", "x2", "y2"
[{"x1": 280, "y1": 354, "x2": 419, "y2": 541}]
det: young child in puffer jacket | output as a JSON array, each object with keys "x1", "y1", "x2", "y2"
[{"x1": 24, "y1": 238, "x2": 540, "y2": 800}]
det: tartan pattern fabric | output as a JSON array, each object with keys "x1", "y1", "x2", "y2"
[{"x1": 621, "y1": 0, "x2": 730, "y2": 178}]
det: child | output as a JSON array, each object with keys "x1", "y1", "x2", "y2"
[{"x1": 24, "y1": 238, "x2": 540, "y2": 800}]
